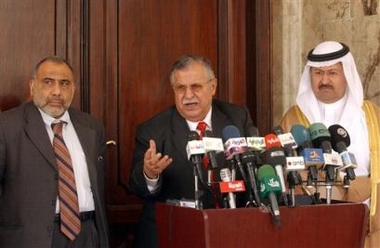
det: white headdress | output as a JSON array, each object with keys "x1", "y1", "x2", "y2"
[
  {"x1": 296, "y1": 41, "x2": 364, "y2": 128},
  {"x1": 296, "y1": 41, "x2": 369, "y2": 177}
]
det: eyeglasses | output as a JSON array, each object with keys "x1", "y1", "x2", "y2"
[{"x1": 172, "y1": 78, "x2": 214, "y2": 94}]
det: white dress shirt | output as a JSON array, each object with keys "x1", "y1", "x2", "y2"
[{"x1": 39, "y1": 109, "x2": 95, "y2": 213}]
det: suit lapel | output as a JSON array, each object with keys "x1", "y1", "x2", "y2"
[
  {"x1": 171, "y1": 109, "x2": 191, "y2": 161},
  {"x1": 23, "y1": 102, "x2": 57, "y2": 169},
  {"x1": 211, "y1": 103, "x2": 230, "y2": 138},
  {"x1": 210, "y1": 103, "x2": 233, "y2": 169}
]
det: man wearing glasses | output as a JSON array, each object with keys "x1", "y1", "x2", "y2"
[{"x1": 129, "y1": 54, "x2": 256, "y2": 248}]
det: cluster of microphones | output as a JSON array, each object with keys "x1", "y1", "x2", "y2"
[{"x1": 184, "y1": 122, "x2": 357, "y2": 227}]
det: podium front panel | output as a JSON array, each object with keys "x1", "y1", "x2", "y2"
[{"x1": 155, "y1": 202, "x2": 368, "y2": 248}]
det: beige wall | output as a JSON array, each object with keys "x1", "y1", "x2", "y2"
[{"x1": 273, "y1": 0, "x2": 380, "y2": 125}]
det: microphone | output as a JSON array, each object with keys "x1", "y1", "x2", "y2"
[
  {"x1": 290, "y1": 124, "x2": 313, "y2": 154},
  {"x1": 248, "y1": 126, "x2": 260, "y2": 136},
  {"x1": 272, "y1": 125, "x2": 298, "y2": 153},
  {"x1": 222, "y1": 125, "x2": 256, "y2": 206},
  {"x1": 291, "y1": 124, "x2": 324, "y2": 182},
  {"x1": 328, "y1": 124, "x2": 357, "y2": 182},
  {"x1": 262, "y1": 146, "x2": 288, "y2": 206},
  {"x1": 203, "y1": 130, "x2": 224, "y2": 185},
  {"x1": 222, "y1": 125, "x2": 249, "y2": 160},
  {"x1": 272, "y1": 125, "x2": 283, "y2": 136},
  {"x1": 186, "y1": 131, "x2": 206, "y2": 180},
  {"x1": 246, "y1": 136, "x2": 266, "y2": 153},
  {"x1": 203, "y1": 130, "x2": 223, "y2": 169},
  {"x1": 240, "y1": 151, "x2": 262, "y2": 207},
  {"x1": 272, "y1": 126, "x2": 306, "y2": 207},
  {"x1": 309, "y1": 123, "x2": 333, "y2": 153},
  {"x1": 264, "y1": 133, "x2": 282, "y2": 149},
  {"x1": 219, "y1": 168, "x2": 237, "y2": 208},
  {"x1": 308, "y1": 123, "x2": 340, "y2": 178},
  {"x1": 309, "y1": 123, "x2": 340, "y2": 204},
  {"x1": 257, "y1": 164, "x2": 282, "y2": 227},
  {"x1": 239, "y1": 126, "x2": 262, "y2": 207},
  {"x1": 245, "y1": 126, "x2": 265, "y2": 166},
  {"x1": 222, "y1": 125, "x2": 249, "y2": 180},
  {"x1": 186, "y1": 131, "x2": 206, "y2": 209}
]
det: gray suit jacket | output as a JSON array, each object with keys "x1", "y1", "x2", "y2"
[
  {"x1": 129, "y1": 99, "x2": 256, "y2": 248},
  {"x1": 0, "y1": 102, "x2": 109, "y2": 248}
]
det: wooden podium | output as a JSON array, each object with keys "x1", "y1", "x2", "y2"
[{"x1": 155, "y1": 202, "x2": 368, "y2": 248}]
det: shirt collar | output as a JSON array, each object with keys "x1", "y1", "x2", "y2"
[
  {"x1": 186, "y1": 107, "x2": 212, "y2": 131},
  {"x1": 38, "y1": 108, "x2": 71, "y2": 128}
]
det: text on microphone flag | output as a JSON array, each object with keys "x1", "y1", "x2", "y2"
[
  {"x1": 259, "y1": 178, "x2": 281, "y2": 192},
  {"x1": 340, "y1": 151, "x2": 358, "y2": 170},
  {"x1": 277, "y1": 133, "x2": 298, "y2": 149},
  {"x1": 219, "y1": 180, "x2": 246, "y2": 193},
  {"x1": 269, "y1": 149, "x2": 286, "y2": 157},
  {"x1": 285, "y1": 157, "x2": 305, "y2": 171},
  {"x1": 300, "y1": 148, "x2": 324, "y2": 166},
  {"x1": 246, "y1": 137, "x2": 266, "y2": 150},
  {"x1": 186, "y1": 140, "x2": 205, "y2": 159},
  {"x1": 202, "y1": 137, "x2": 224, "y2": 152},
  {"x1": 224, "y1": 137, "x2": 248, "y2": 159},
  {"x1": 224, "y1": 137, "x2": 248, "y2": 148},
  {"x1": 323, "y1": 153, "x2": 343, "y2": 167},
  {"x1": 266, "y1": 137, "x2": 279, "y2": 145}
]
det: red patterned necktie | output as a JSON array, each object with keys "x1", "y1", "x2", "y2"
[
  {"x1": 196, "y1": 121, "x2": 207, "y2": 139},
  {"x1": 52, "y1": 122, "x2": 81, "y2": 240},
  {"x1": 196, "y1": 121, "x2": 209, "y2": 168}
]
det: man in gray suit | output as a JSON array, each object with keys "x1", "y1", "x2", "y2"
[
  {"x1": 0, "y1": 57, "x2": 109, "y2": 247},
  {"x1": 129, "y1": 55, "x2": 256, "y2": 247}
]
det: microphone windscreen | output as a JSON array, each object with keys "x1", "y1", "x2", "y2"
[
  {"x1": 272, "y1": 125, "x2": 284, "y2": 136},
  {"x1": 263, "y1": 147, "x2": 286, "y2": 166},
  {"x1": 240, "y1": 150, "x2": 256, "y2": 164},
  {"x1": 247, "y1": 126, "x2": 259, "y2": 137},
  {"x1": 290, "y1": 124, "x2": 312, "y2": 148},
  {"x1": 308, "y1": 122, "x2": 331, "y2": 148},
  {"x1": 222, "y1": 125, "x2": 241, "y2": 142},
  {"x1": 328, "y1": 124, "x2": 350, "y2": 152},
  {"x1": 204, "y1": 130, "x2": 215, "y2": 137},
  {"x1": 257, "y1": 164, "x2": 283, "y2": 196},
  {"x1": 264, "y1": 134, "x2": 281, "y2": 149},
  {"x1": 188, "y1": 130, "x2": 199, "y2": 141},
  {"x1": 257, "y1": 164, "x2": 276, "y2": 180}
]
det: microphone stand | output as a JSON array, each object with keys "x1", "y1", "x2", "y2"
[
  {"x1": 241, "y1": 151, "x2": 262, "y2": 207},
  {"x1": 233, "y1": 155, "x2": 257, "y2": 207},
  {"x1": 286, "y1": 171, "x2": 301, "y2": 207},
  {"x1": 193, "y1": 165, "x2": 202, "y2": 210},
  {"x1": 325, "y1": 165, "x2": 335, "y2": 205}
]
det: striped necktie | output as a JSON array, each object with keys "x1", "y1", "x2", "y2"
[{"x1": 52, "y1": 122, "x2": 81, "y2": 240}]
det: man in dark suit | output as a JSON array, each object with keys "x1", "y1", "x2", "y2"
[
  {"x1": 129, "y1": 54, "x2": 256, "y2": 248},
  {"x1": 0, "y1": 57, "x2": 109, "y2": 247}
]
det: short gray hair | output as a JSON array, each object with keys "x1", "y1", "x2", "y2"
[{"x1": 170, "y1": 54, "x2": 215, "y2": 85}]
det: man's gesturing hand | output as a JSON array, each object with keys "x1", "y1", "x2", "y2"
[{"x1": 143, "y1": 140, "x2": 172, "y2": 179}]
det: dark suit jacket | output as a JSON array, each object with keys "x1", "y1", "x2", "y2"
[
  {"x1": 129, "y1": 100, "x2": 256, "y2": 248},
  {"x1": 0, "y1": 102, "x2": 109, "y2": 248}
]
